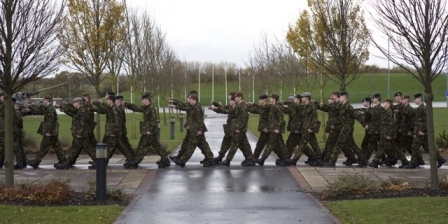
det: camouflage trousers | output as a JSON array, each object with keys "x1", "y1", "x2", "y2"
[
  {"x1": 135, "y1": 134, "x2": 168, "y2": 163},
  {"x1": 253, "y1": 131, "x2": 270, "y2": 159},
  {"x1": 180, "y1": 130, "x2": 214, "y2": 163},
  {"x1": 106, "y1": 135, "x2": 135, "y2": 161},
  {"x1": 216, "y1": 131, "x2": 232, "y2": 158},
  {"x1": 373, "y1": 138, "x2": 397, "y2": 162},
  {"x1": 225, "y1": 132, "x2": 254, "y2": 161},
  {"x1": 330, "y1": 126, "x2": 357, "y2": 162},
  {"x1": 397, "y1": 133, "x2": 413, "y2": 154},
  {"x1": 365, "y1": 134, "x2": 380, "y2": 160},
  {"x1": 410, "y1": 135, "x2": 444, "y2": 163},
  {"x1": 89, "y1": 126, "x2": 97, "y2": 148},
  {"x1": 322, "y1": 130, "x2": 339, "y2": 161},
  {"x1": 360, "y1": 131, "x2": 371, "y2": 160},
  {"x1": 176, "y1": 131, "x2": 205, "y2": 158},
  {"x1": 292, "y1": 132, "x2": 321, "y2": 160},
  {"x1": 13, "y1": 130, "x2": 26, "y2": 163},
  {"x1": 286, "y1": 132, "x2": 312, "y2": 159},
  {"x1": 261, "y1": 133, "x2": 287, "y2": 160},
  {"x1": 122, "y1": 134, "x2": 137, "y2": 159},
  {"x1": 34, "y1": 135, "x2": 66, "y2": 163},
  {"x1": 67, "y1": 137, "x2": 96, "y2": 162}
]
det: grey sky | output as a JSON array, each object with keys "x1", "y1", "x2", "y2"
[{"x1": 127, "y1": 0, "x2": 389, "y2": 68}]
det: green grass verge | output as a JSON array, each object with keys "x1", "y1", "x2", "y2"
[
  {"x1": 23, "y1": 112, "x2": 184, "y2": 153},
  {"x1": 325, "y1": 197, "x2": 448, "y2": 224},
  {"x1": 0, "y1": 204, "x2": 122, "y2": 224}
]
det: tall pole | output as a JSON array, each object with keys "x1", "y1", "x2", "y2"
[
  {"x1": 171, "y1": 68, "x2": 173, "y2": 99},
  {"x1": 225, "y1": 68, "x2": 228, "y2": 105},
  {"x1": 184, "y1": 62, "x2": 187, "y2": 100},
  {"x1": 388, "y1": 38, "x2": 390, "y2": 98},
  {"x1": 280, "y1": 80, "x2": 283, "y2": 100},
  {"x1": 212, "y1": 65, "x2": 214, "y2": 101},
  {"x1": 238, "y1": 69, "x2": 241, "y2": 92},
  {"x1": 252, "y1": 72, "x2": 255, "y2": 102},
  {"x1": 198, "y1": 66, "x2": 201, "y2": 102}
]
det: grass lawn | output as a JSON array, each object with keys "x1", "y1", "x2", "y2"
[
  {"x1": 23, "y1": 112, "x2": 185, "y2": 153},
  {"x1": 0, "y1": 204, "x2": 122, "y2": 224},
  {"x1": 325, "y1": 197, "x2": 448, "y2": 224}
]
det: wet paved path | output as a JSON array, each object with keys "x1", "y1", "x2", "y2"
[{"x1": 115, "y1": 110, "x2": 336, "y2": 224}]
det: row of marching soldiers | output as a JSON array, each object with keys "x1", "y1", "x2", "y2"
[
  {"x1": 188, "y1": 90, "x2": 446, "y2": 168},
  {"x1": 0, "y1": 91, "x2": 171, "y2": 170}
]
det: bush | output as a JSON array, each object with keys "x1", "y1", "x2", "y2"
[
  {"x1": 322, "y1": 172, "x2": 376, "y2": 199},
  {"x1": 437, "y1": 174, "x2": 448, "y2": 189},
  {"x1": 436, "y1": 130, "x2": 448, "y2": 150},
  {"x1": 84, "y1": 180, "x2": 132, "y2": 204},
  {"x1": 378, "y1": 178, "x2": 412, "y2": 191},
  {"x1": 0, "y1": 179, "x2": 72, "y2": 205}
]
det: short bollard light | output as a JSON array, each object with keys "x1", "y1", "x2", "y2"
[
  {"x1": 170, "y1": 116, "x2": 175, "y2": 139},
  {"x1": 179, "y1": 113, "x2": 184, "y2": 132},
  {"x1": 96, "y1": 143, "x2": 107, "y2": 203}
]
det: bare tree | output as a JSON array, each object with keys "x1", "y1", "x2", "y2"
[
  {"x1": 371, "y1": 0, "x2": 448, "y2": 189},
  {"x1": 0, "y1": 0, "x2": 65, "y2": 186}
]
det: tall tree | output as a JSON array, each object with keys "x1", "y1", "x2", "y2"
[
  {"x1": 0, "y1": 0, "x2": 65, "y2": 186},
  {"x1": 59, "y1": 0, "x2": 126, "y2": 142},
  {"x1": 371, "y1": 0, "x2": 448, "y2": 189},
  {"x1": 287, "y1": 0, "x2": 370, "y2": 91}
]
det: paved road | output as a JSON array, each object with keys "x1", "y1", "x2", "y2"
[{"x1": 115, "y1": 110, "x2": 336, "y2": 224}]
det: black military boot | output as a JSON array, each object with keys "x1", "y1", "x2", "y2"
[
  {"x1": 219, "y1": 159, "x2": 231, "y2": 167},
  {"x1": 357, "y1": 160, "x2": 368, "y2": 168},
  {"x1": 309, "y1": 159, "x2": 323, "y2": 167},
  {"x1": 285, "y1": 159, "x2": 298, "y2": 166},
  {"x1": 124, "y1": 160, "x2": 138, "y2": 169},
  {"x1": 203, "y1": 160, "x2": 216, "y2": 167},
  {"x1": 437, "y1": 157, "x2": 446, "y2": 168},
  {"x1": 169, "y1": 154, "x2": 181, "y2": 161},
  {"x1": 213, "y1": 155, "x2": 224, "y2": 164},
  {"x1": 368, "y1": 161, "x2": 379, "y2": 168},
  {"x1": 379, "y1": 157, "x2": 388, "y2": 165},
  {"x1": 27, "y1": 159, "x2": 40, "y2": 169},
  {"x1": 88, "y1": 161, "x2": 97, "y2": 170},
  {"x1": 398, "y1": 160, "x2": 410, "y2": 169},
  {"x1": 173, "y1": 158, "x2": 185, "y2": 168},
  {"x1": 324, "y1": 161, "x2": 336, "y2": 167},
  {"x1": 14, "y1": 162, "x2": 26, "y2": 170},
  {"x1": 55, "y1": 160, "x2": 73, "y2": 170},
  {"x1": 254, "y1": 158, "x2": 265, "y2": 166},
  {"x1": 304, "y1": 156, "x2": 314, "y2": 164},
  {"x1": 54, "y1": 160, "x2": 66, "y2": 168},
  {"x1": 344, "y1": 158, "x2": 357, "y2": 166},
  {"x1": 276, "y1": 159, "x2": 288, "y2": 167},
  {"x1": 0, "y1": 161, "x2": 3, "y2": 169},
  {"x1": 418, "y1": 158, "x2": 425, "y2": 166},
  {"x1": 386, "y1": 158, "x2": 397, "y2": 167},
  {"x1": 404, "y1": 162, "x2": 418, "y2": 169},
  {"x1": 158, "y1": 160, "x2": 171, "y2": 168},
  {"x1": 241, "y1": 159, "x2": 255, "y2": 167}
]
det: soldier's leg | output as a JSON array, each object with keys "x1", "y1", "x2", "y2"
[
  {"x1": 253, "y1": 132, "x2": 269, "y2": 159},
  {"x1": 197, "y1": 135, "x2": 214, "y2": 161},
  {"x1": 372, "y1": 138, "x2": 387, "y2": 163},
  {"x1": 51, "y1": 136, "x2": 66, "y2": 162},
  {"x1": 13, "y1": 133, "x2": 25, "y2": 164},
  {"x1": 260, "y1": 134, "x2": 278, "y2": 160},
  {"x1": 272, "y1": 133, "x2": 287, "y2": 160},
  {"x1": 217, "y1": 133, "x2": 232, "y2": 158},
  {"x1": 225, "y1": 133, "x2": 241, "y2": 161},
  {"x1": 82, "y1": 138, "x2": 96, "y2": 161},
  {"x1": 123, "y1": 134, "x2": 136, "y2": 158},
  {"x1": 151, "y1": 136, "x2": 169, "y2": 162},
  {"x1": 67, "y1": 138, "x2": 83, "y2": 163},
  {"x1": 285, "y1": 132, "x2": 298, "y2": 158},
  {"x1": 176, "y1": 131, "x2": 191, "y2": 156},
  {"x1": 239, "y1": 134, "x2": 254, "y2": 160},
  {"x1": 106, "y1": 137, "x2": 118, "y2": 160},
  {"x1": 34, "y1": 136, "x2": 52, "y2": 163},
  {"x1": 323, "y1": 131, "x2": 339, "y2": 161},
  {"x1": 180, "y1": 132, "x2": 199, "y2": 163},
  {"x1": 366, "y1": 134, "x2": 379, "y2": 160},
  {"x1": 134, "y1": 135, "x2": 150, "y2": 163},
  {"x1": 292, "y1": 134, "x2": 311, "y2": 160},
  {"x1": 330, "y1": 131, "x2": 356, "y2": 163},
  {"x1": 116, "y1": 136, "x2": 135, "y2": 160},
  {"x1": 308, "y1": 133, "x2": 322, "y2": 158}
]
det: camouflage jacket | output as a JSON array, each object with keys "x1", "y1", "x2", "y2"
[
  {"x1": 399, "y1": 104, "x2": 414, "y2": 134},
  {"x1": 231, "y1": 101, "x2": 249, "y2": 133},
  {"x1": 69, "y1": 106, "x2": 91, "y2": 138},
  {"x1": 214, "y1": 104, "x2": 232, "y2": 124},
  {"x1": 125, "y1": 102, "x2": 158, "y2": 134},
  {"x1": 337, "y1": 102, "x2": 355, "y2": 128},
  {"x1": 15, "y1": 109, "x2": 23, "y2": 130},
  {"x1": 93, "y1": 102, "x2": 122, "y2": 137},
  {"x1": 29, "y1": 104, "x2": 59, "y2": 136},
  {"x1": 381, "y1": 107, "x2": 395, "y2": 127},
  {"x1": 267, "y1": 103, "x2": 285, "y2": 133},
  {"x1": 187, "y1": 102, "x2": 207, "y2": 134},
  {"x1": 316, "y1": 102, "x2": 341, "y2": 131},
  {"x1": 172, "y1": 99, "x2": 191, "y2": 128},
  {"x1": 283, "y1": 101, "x2": 303, "y2": 133},
  {"x1": 366, "y1": 103, "x2": 384, "y2": 134},
  {"x1": 249, "y1": 103, "x2": 271, "y2": 131},
  {"x1": 117, "y1": 104, "x2": 128, "y2": 135},
  {"x1": 413, "y1": 103, "x2": 427, "y2": 134},
  {"x1": 392, "y1": 103, "x2": 403, "y2": 126},
  {"x1": 300, "y1": 102, "x2": 320, "y2": 132},
  {"x1": 84, "y1": 101, "x2": 97, "y2": 129},
  {"x1": 354, "y1": 107, "x2": 371, "y2": 128}
]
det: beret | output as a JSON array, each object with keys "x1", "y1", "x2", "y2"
[
  {"x1": 372, "y1": 93, "x2": 381, "y2": 99},
  {"x1": 394, "y1": 92, "x2": 403, "y2": 97},
  {"x1": 43, "y1": 95, "x2": 53, "y2": 100},
  {"x1": 414, "y1": 93, "x2": 422, "y2": 99},
  {"x1": 259, "y1": 94, "x2": 268, "y2": 100},
  {"x1": 73, "y1": 97, "x2": 83, "y2": 102},
  {"x1": 301, "y1": 92, "x2": 311, "y2": 97}
]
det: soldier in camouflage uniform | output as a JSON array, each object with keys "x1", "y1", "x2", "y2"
[
  {"x1": 171, "y1": 94, "x2": 215, "y2": 167},
  {"x1": 325, "y1": 92, "x2": 360, "y2": 167},
  {"x1": 56, "y1": 97, "x2": 97, "y2": 169},
  {"x1": 283, "y1": 95, "x2": 307, "y2": 158},
  {"x1": 286, "y1": 92, "x2": 322, "y2": 166},
  {"x1": 26, "y1": 95, "x2": 66, "y2": 169},
  {"x1": 82, "y1": 93, "x2": 98, "y2": 148},
  {"x1": 115, "y1": 95, "x2": 137, "y2": 160},
  {"x1": 316, "y1": 92, "x2": 341, "y2": 162},
  {"x1": 253, "y1": 94, "x2": 288, "y2": 166},
  {"x1": 354, "y1": 97, "x2": 372, "y2": 166},
  {"x1": 93, "y1": 95, "x2": 137, "y2": 167},
  {"x1": 368, "y1": 99, "x2": 408, "y2": 168},
  {"x1": 397, "y1": 95, "x2": 416, "y2": 155},
  {"x1": 210, "y1": 92, "x2": 236, "y2": 163},
  {"x1": 363, "y1": 93, "x2": 383, "y2": 162},
  {"x1": 247, "y1": 95, "x2": 271, "y2": 159},
  {"x1": 218, "y1": 93, "x2": 255, "y2": 167},
  {"x1": 169, "y1": 90, "x2": 206, "y2": 163},
  {"x1": 12, "y1": 99, "x2": 27, "y2": 169},
  {"x1": 392, "y1": 92, "x2": 404, "y2": 153},
  {"x1": 404, "y1": 93, "x2": 446, "y2": 169},
  {"x1": 123, "y1": 93, "x2": 170, "y2": 169}
]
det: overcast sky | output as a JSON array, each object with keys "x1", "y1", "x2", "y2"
[{"x1": 126, "y1": 0, "x2": 389, "y2": 68}]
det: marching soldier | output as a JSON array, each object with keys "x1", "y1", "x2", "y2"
[
  {"x1": 115, "y1": 95, "x2": 137, "y2": 160},
  {"x1": 56, "y1": 97, "x2": 96, "y2": 169},
  {"x1": 355, "y1": 97, "x2": 372, "y2": 167},
  {"x1": 404, "y1": 93, "x2": 446, "y2": 169},
  {"x1": 81, "y1": 93, "x2": 98, "y2": 148},
  {"x1": 317, "y1": 92, "x2": 341, "y2": 163},
  {"x1": 247, "y1": 95, "x2": 271, "y2": 160},
  {"x1": 171, "y1": 94, "x2": 215, "y2": 167},
  {"x1": 12, "y1": 98, "x2": 27, "y2": 169},
  {"x1": 397, "y1": 95, "x2": 416, "y2": 155},
  {"x1": 26, "y1": 95, "x2": 67, "y2": 169},
  {"x1": 364, "y1": 93, "x2": 383, "y2": 163},
  {"x1": 123, "y1": 93, "x2": 170, "y2": 168},
  {"x1": 253, "y1": 94, "x2": 288, "y2": 166},
  {"x1": 218, "y1": 93, "x2": 255, "y2": 167}
]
